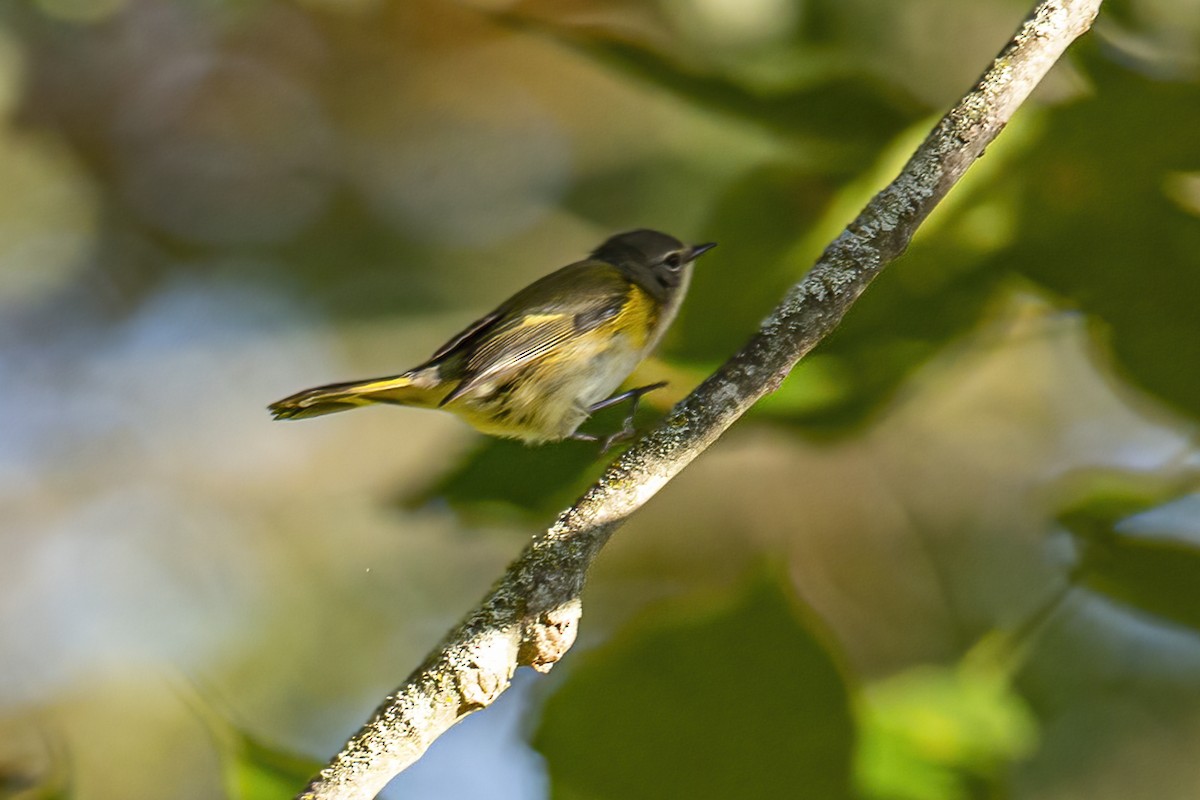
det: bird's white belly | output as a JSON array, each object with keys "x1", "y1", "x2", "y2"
[
  {"x1": 572, "y1": 341, "x2": 644, "y2": 409},
  {"x1": 474, "y1": 336, "x2": 642, "y2": 442}
]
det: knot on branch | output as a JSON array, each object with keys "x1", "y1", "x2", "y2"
[
  {"x1": 518, "y1": 599, "x2": 582, "y2": 673},
  {"x1": 450, "y1": 632, "x2": 521, "y2": 711},
  {"x1": 454, "y1": 664, "x2": 508, "y2": 711}
]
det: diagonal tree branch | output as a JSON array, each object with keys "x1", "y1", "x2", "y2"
[{"x1": 298, "y1": 1, "x2": 1104, "y2": 797}]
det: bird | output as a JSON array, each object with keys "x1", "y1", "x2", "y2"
[{"x1": 268, "y1": 229, "x2": 715, "y2": 445}]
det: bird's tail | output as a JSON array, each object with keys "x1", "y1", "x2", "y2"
[{"x1": 268, "y1": 371, "x2": 444, "y2": 420}]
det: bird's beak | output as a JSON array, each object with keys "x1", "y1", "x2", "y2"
[{"x1": 688, "y1": 242, "x2": 718, "y2": 259}]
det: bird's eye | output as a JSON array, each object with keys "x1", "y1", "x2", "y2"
[{"x1": 663, "y1": 252, "x2": 683, "y2": 271}]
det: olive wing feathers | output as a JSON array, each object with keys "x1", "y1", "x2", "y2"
[{"x1": 426, "y1": 261, "x2": 634, "y2": 407}]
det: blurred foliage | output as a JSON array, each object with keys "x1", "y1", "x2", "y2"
[
  {"x1": 0, "y1": 756, "x2": 71, "y2": 800},
  {"x1": 401, "y1": 436, "x2": 606, "y2": 523},
  {"x1": 533, "y1": 570, "x2": 856, "y2": 800},
  {"x1": 195, "y1": 698, "x2": 320, "y2": 800},
  {"x1": 492, "y1": 9, "x2": 923, "y2": 172},
  {"x1": 5, "y1": 0, "x2": 1200, "y2": 798},
  {"x1": 676, "y1": 164, "x2": 838, "y2": 361},
  {"x1": 1004, "y1": 52, "x2": 1200, "y2": 422},
  {"x1": 536, "y1": 571, "x2": 1047, "y2": 800},
  {"x1": 1055, "y1": 466, "x2": 1200, "y2": 541},
  {"x1": 219, "y1": 732, "x2": 319, "y2": 800},
  {"x1": 1058, "y1": 468, "x2": 1200, "y2": 634},
  {"x1": 1075, "y1": 528, "x2": 1200, "y2": 635},
  {"x1": 856, "y1": 638, "x2": 1038, "y2": 800}
]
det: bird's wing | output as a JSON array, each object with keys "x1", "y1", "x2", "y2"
[
  {"x1": 426, "y1": 308, "x2": 504, "y2": 363},
  {"x1": 435, "y1": 261, "x2": 632, "y2": 406}
]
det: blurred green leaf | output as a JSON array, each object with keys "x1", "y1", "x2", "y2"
[
  {"x1": 1056, "y1": 468, "x2": 1200, "y2": 633},
  {"x1": 275, "y1": 195, "x2": 447, "y2": 321},
  {"x1": 1055, "y1": 467, "x2": 1200, "y2": 541},
  {"x1": 856, "y1": 657, "x2": 1036, "y2": 800},
  {"x1": 188, "y1": 688, "x2": 319, "y2": 800},
  {"x1": 782, "y1": 105, "x2": 1055, "y2": 434},
  {"x1": 399, "y1": 428, "x2": 616, "y2": 524},
  {"x1": 1076, "y1": 531, "x2": 1200, "y2": 634},
  {"x1": 219, "y1": 729, "x2": 320, "y2": 800},
  {"x1": 494, "y1": 13, "x2": 922, "y2": 169},
  {"x1": 748, "y1": 354, "x2": 853, "y2": 417},
  {"x1": 561, "y1": 158, "x2": 727, "y2": 235},
  {"x1": 670, "y1": 163, "x2": 837, "y2": 362},
  {"x1": 1001, "y1": 51, "x2": 1200, "y2": 420},
  {"x1": 774, "y1": 221, "x2": 1004, "y2": 435},
  {"x1": 532, "y1": 569, "x2": 856, "y2": 800}
]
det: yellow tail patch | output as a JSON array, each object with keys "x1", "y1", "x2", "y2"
[{"x1": 268, "y1": 372, "x2": 444, "y2": 420}]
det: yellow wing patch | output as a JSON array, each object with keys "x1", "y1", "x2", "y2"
[{"x1": 515, "y1": 313, "x2": 568, "y2": 327}]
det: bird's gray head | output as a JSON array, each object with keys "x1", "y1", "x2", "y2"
[{"x1": 591, "y1": 229, "x2": 717, "y2": 301}]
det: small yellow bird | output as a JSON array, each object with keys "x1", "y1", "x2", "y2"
[{"x1": 268, "y1": 229, "x2": 715, "y2": 445}]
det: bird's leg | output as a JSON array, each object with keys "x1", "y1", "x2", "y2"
[
  {"x1": 586, "y1": 382, "x2": 668, "y2": 414},
  {"x1": 585, "y1": 381, "x2": 668, "y2": 451}
]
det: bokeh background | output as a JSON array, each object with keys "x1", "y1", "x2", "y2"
[{"x1": 2, "y1": 0, "x2": 1200, "y2": 798}]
